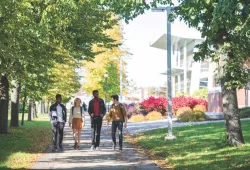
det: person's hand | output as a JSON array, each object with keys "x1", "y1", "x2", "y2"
[
  {"x1": 124, "y1": 122, "x2": 127, "y2": 129},
  {"x1": 82, "y1": 122, "x2": 85, "y2": 127},
  {"x1": 100, "y1": 114, "x2": 104, "y2": 118},
  {"x1": 91, "y1": 113, "x2": 94, "y2": 117},
  {"x1": 53, "y1": 121, "x2": 58, "y2": 126}
]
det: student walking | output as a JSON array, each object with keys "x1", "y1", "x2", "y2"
[
  {"x1": 69, "y1": 98, "x2": 85, "y2": 150},
  {"x1": 88, "y1": 90, "x2": 106, "y2": 150},
  {"x1": 49, "y1": 94, "x2": 67, "y2": 152},
  {"x1": 107, "y1": 94, "x2": 127, "y2": 151}
]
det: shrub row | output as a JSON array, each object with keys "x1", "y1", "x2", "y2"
[{"x1": 139, "y1": 96, "x2": 207, "y2": 116}]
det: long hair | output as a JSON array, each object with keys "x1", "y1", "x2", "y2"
[{"x1": 74, "y1": 98, "x2": 81, "y2": 107}]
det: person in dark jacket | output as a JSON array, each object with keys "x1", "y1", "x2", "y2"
[
  {"x1": 49, "y1": 94, "x2": 67, "y2": 152},
  {"x1": 88, "y1": 90, "x2": 106, "y2": 150}
]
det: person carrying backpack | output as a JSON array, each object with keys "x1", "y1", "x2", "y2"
[
  {"x1": 106, "y1": 94, "x2": 127, "y2": 151},
  {"x1": 69, "y1": 98, "x2": 85, "y2": 150}
]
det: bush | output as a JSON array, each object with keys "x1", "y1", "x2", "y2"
[
  {"x1": 172, "y1": 96, "x2": 207, "y2": 114},
  {"x1": 145, "y1": 111, "x2": 163, "y2": 121},
  {"x1": 129, "y1": 114, "x2": 146, "y2": 122},
  {"x1": 193, "y1": 104, "x2": 207, "y2": 112},
  {"x1": 192, "y1": 111, "x2": 206, "y2": 121},
  {"x1": 176, "y1": 107, "x2": 206, "y2": 122},
  {"x1": 239, "y1": 107, "x2": 250, "y2": 118},
  {"x1": 176, "y1": 106, "x2": 192, "y2": 116},
  {"x1": 139, "y1": 97, "x2": 167, "y2": 115},
  {"x1": 176, "y1": 107, "x2": 193, "y2": 122}
]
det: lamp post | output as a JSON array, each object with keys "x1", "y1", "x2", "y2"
[
  {"x1": 104, "y1": 72, "x2": 108, "y2": 103},
  {"x1": 152, "y1": 6, "x2": 176, "y2": 140}
]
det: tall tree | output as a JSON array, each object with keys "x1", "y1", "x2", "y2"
[
  {"x1": 172, "y1": 0, "x2": 250, "y2": 146},
  {"x1": 0, "y1": 0, "x2": 120, "y2": 133},
  {"x1": 83, "y1": 23, "x2": 128, "y2": 99}
]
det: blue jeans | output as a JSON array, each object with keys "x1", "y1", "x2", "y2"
[{"x1": 112, "y1": 121, "x2": 123, "y2": 148}]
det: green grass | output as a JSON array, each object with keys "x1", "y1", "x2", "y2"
[
  {"x1": 135, "y1": 120, "x2": 250, "y2": 170},
  {"x1": 0, "y1": 114, "x2": 52, "y2": 170}
]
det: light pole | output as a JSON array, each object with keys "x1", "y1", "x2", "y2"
[
  {"x1": 104, "y1": 72, "x2": 108, "y2": 103},
  {"x1": 152, "y1": 6, "x2": 176, "y2": 140}
]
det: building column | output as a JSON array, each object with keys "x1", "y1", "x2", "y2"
[
  {"x1": 177, "y1": 42, "x2": 181, "y2": 67},
  {"x1": 183, "y1": 39, "x2": 187, "y2": 93},
  {"x1": 178, "y1": 74, "x2": 181, "y2": 91},
  {"x1": 172, "y1": 76, "x2": 176, "y2": 97}
]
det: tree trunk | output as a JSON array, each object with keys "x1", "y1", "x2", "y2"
[
  {"x1": 0, "y1": 74, "x2": 9, "y2": 134},
  {"x1": 21, "y1": 91, "x2": 27, "y2": 126},
  {"x1": 10, "y1": 81, "x2": 21, "y2": 127},
  {"x1": 28, "y1": 100, "x2": 33, "y2": 121},
  {"x1": 222, "y1": 81, "x2": 244, "y2": 146},
  {"x1": 33, "y1": 102, "x2": 38, "y2": 118}
]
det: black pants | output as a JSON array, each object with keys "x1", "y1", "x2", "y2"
[
  {"x1": 91, "y1": 116, "x2": 102, "y2": 147},
  {"x1": 52, "y1": 122, "x2": 65, "y2": 148},
  {"x1": 112, "y1": 121, "x2": 123, "y2": 148}
]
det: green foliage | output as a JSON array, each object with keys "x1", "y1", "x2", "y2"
[
  {"x1": 173, "y1": 1, "x2": 250, "y2": 90},
  {"x1": 193, "y1": 88, "x2": 208, "y2": 100},
  {"x1": 239, "y1": 107, "x2": 250, "y2": 118},
  {"x1": 135, "y1": 120, "x2": 250, "y2": 170}
]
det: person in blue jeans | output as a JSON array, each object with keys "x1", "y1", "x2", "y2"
[{"x1": 107, "y1": 94, "x2": 127, "y2": 151}]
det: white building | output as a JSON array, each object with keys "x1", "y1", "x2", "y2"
[{"x1": 150, "y1": 20, "x2": 218, "y2": 97}]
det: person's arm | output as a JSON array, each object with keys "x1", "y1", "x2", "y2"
[
  {"x1": 82, "y1": 107, "x2": 85, "y2": 126},
  {"x1": 64, "y1": 105, "x2": 67, "y2": 123},
  {"x1": 122, "y1": 105, "x2": 127, "y2": 128},
  {"x1": 69, "y1": 107, "x2": 72, "y2": 126},
  {"x1": 106, "y1": 110, "x2": 112, "y2": 126},
  {"x1": 48, "y1": 105, "x2": 52, "y2": 121},
  {"x1": 101, "y1": 99, "x2": 106, "y2": 116},
  {"x1": 88, "y1": 101, "x2": 93, "y2": 117}
]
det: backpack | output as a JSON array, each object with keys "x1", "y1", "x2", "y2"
[{"x1": 71, "y1": 106, "x2": 83, "y2": 117}]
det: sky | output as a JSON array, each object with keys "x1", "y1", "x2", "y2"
[{"x1": 122, "y1": 10, "x2": 168, "y2": 88}]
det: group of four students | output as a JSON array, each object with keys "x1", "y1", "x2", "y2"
[{"x1": 49, "y1": 90, "x2": 127, "y2": 152}]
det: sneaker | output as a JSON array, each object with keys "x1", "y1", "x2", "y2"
[
  {"x1": 74, "y1": 142, "x2": 77, "y2": 150},
  {"x1": 112, "y1": 145, "x2": 116, "y2": 150},
  {"x1": 52, "y1": 147, "x2": 58, "y2": 152},
  {"x1": 118, "y1": 147, "x2": 122, "y2": 151},
  {"x1": 90, "y1": 145, "x2": 95, "y2": 150},
  {"x1": 59, "y1": 145, "x2": 63, "y2": 151},
  {"x1": 95, "y1": 147, "x2": 100, "y2": 150}
]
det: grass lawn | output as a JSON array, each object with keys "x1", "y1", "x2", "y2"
[
  {"x1": 130, "y1": 120, "x2": 250, "y2": 170},
  {"x1": 0, "y1": 114, "x2": 52, "y2": 170}
]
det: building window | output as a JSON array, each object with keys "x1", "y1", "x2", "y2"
[{"x1": 200, "y1": 78, "x2": 208, "y2": 88}]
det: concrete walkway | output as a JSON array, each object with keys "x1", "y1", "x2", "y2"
[{"x1": 32, "y1": 115, "x2": 161, "y2": 170}]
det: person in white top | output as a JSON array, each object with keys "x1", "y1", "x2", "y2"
[{"x1": 69, "y1": 98, "x2": 85, "y2": 150}]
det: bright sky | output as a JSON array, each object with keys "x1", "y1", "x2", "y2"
[{"x1": 123, "y1": 10, "x2": 167, "y2": 88}]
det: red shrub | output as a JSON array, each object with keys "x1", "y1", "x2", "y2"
[
  {"x1": 172, "y1": 96, "x2": 207, "y2": 114},
  {"x1": 139, "y1": 97, "x2": 167, "y2": 115},
  {"x1": 140, "y1": 96, "x2": 207, "y2": 116}
]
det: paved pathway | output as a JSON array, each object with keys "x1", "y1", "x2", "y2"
[{"x1": 32, "y1": 115, "x2": 161, "y2": 170}]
